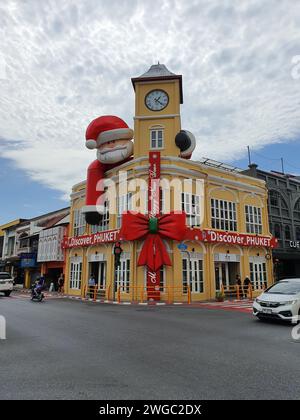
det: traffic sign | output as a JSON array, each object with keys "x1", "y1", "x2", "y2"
[{"x1": 177, "y1": 242, "x2": 188, "y2": 251}]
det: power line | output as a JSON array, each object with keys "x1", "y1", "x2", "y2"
[
  {"x1": 246, "y1": 147, "x2": 300, "y2": 173},
  {"x1": 284, "y1": 160, "x2": 300, "y2": 172},
  {"x1": 251, "y1": 150, "x2": 282, "y2": 162}
]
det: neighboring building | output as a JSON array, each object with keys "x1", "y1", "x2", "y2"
[
  {"x1": 63, "y1": 64, "x2": 276, "y2": 302},
  {"x1": 38, "y1": 212, "x2": 70, "y2": 286},
  {"x1": 0, "y1": 219, "x2": 28, "y2": 280},
  {"x1": 0, "y1": 208, "x2": 69, "y2": 288},
  {"x1": 244, "y1": 164, "x2": 300, "y2": 279}
]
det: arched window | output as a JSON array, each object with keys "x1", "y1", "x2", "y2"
[
  {"x1": 269, "y1": 190, "x2": 289, "y2": 218},
  {"x1": 285, "y1": 225, "x2": 291, "y2": 240},
  {"x1": 269, "y1": 190, "x2": 279, "y2": 207},
  {"x1": 281, "y1": 198, "x2": 289, "y2": 217},
  {"x1": 274, "y1": 223, "x2": 281, "y2": 238},
  {"x1": 294, "y1": 199, "x2": 300, "y2": 221}
]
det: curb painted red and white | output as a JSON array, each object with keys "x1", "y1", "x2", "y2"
[
  {"x1": 63, "y1": 295, "x2": 185, "y2": 306},
  {"x1": 11, "y1": 289, "x2": 254, "y2": 312}
]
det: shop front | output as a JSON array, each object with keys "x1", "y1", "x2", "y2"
[
  {"x1": 63, "y1": 228, "x2": 276, "y2": 302},
  {"x1": 20, "y1": 252, "x2": 40, "y2": 288},
  {"x1": 273, "y1": 243, "x2": 300, "y2": 280},
  {"x1": 214, "y1": 252, "x2": 240, "y2": 292}
]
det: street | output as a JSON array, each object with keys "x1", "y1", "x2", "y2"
[{"x1": 0, "y1": 294, "x2": 300, "y2": 400}]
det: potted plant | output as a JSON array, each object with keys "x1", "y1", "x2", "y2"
[{"x1": 215, "y1": 291, "x2": 225, "y2": 302}]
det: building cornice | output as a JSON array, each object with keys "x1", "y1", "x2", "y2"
[{"x1": 134, "y1": 114, "x2": 180, "y2": 120}]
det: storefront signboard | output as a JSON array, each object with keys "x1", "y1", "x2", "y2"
[
  {"x1": 195, "y1": 229, "x2": 278, "y2": 248},
  {"x1": 63, "y1": 230, "x2": 119, "y2": 249},
  {"x1": 20, "y1": 253, "x2": 37, "y2": 268},
  {"x1": 289, "y1": 241, "x2": 300, "y2": 249}
]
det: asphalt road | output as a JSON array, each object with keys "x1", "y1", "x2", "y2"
[{"x1": 0, "y1": 294, "x2": 300, "y2": 400}]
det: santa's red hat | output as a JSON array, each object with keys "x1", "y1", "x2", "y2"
[{"x1": 85, "y1": 115, "x2": 134, "y2": 150}]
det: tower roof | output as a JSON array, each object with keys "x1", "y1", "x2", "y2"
[
  {"x1": 138, "y1": 63, "x2": 176, "y2": 78},
  {"x1": 131, "y1": 63, "x2": 183, "y2": 104}
]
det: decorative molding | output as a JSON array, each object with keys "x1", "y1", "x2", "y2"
[
  {"x1": 212, "y1": 242, "x2": 244, "y2": 256},
  {"x1": 208, "y1": 176, "x2": 265, "y2": 194},
  {"x1": 243, "y1": 192, "x2": 265, "y2": 208},
  {"x1": 134, "y1": 114, "x2": 180, "y2": 120},
  {"x1": 182, "y1": 239, "x2": 207, "y2": 254},
  {"x1": 208, "y1": 186, "x2": 239, "y2": 203}
]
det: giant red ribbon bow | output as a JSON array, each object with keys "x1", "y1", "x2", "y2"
[{"x1": 119, "y1": 212, "x2": 187, "y2": 272}]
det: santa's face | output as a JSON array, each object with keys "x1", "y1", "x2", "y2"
[{"x1": 97, "y1": 139, "x2": 133, "y2": 164}]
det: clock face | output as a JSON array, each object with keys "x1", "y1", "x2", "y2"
[{"x1": 145, "y1": 89, "x2": 169, "y2": 111}]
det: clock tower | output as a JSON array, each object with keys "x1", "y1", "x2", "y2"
[{"x1": 131, "y1": 63, "x2": 184, "y2": 159}]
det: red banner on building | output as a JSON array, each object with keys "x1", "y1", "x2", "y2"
[
  {"x1": 62, "y1": 229, "x2": 119, "y2": 249},
  {"x1": 148, "y1": 151, "x2": 161, "y2": 217},
  {"x1": 185, "y1": 228, "x2": 278, "y2": 248},
  {"x1": 147, "y1": 152, "x2": 161, "y2": 300}
]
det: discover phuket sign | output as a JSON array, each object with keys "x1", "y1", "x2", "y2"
[
  {"x1": 64, "y1": 227, "x2": 278, "y2": 249},
  {"x1": 63, "y1": 229, "x2": 119, "y2": 249},
  {"x1": 201, "y1": 229, "x2": 278, "y2": 248}
]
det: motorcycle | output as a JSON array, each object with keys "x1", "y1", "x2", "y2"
[{"x1": 31, "y1": 284, "x2": 45, "y2": 302}]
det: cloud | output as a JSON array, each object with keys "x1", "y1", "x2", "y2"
[{"x1": 0, "y1": 0, "x2": 300, "y2": 197}]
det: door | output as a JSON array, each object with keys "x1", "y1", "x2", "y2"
[
  {"x1": 98, "y1": 262, "x2": 106, "y2": 290},
  {"x1": 115, "y1": 259, "x2": 130, "y2": 293},
  {"x1": 215, "y1": 262, "x2": 229, "y2": 291},
  {"x1": 182, "y1": 258, "x2": 204, "y2": 293},
  {"x1": 250, "y1": 262, "x2": 267, "y2": 290}
]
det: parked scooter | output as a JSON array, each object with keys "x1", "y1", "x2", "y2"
[{"x1": 31, "y1": 281, "x2": 45, "y2": 302}]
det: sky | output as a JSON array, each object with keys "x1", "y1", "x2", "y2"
[{"x1": 0, "y1": 0, "x2": 300, "y2": 224}]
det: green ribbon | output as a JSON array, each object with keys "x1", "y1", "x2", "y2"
[{"x1": 148, "y1": 217, "x2": 159, "y2": 234}]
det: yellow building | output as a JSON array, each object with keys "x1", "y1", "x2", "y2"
[{"x1": 63, "y1": 64, "x2": 276, "y2": 302}]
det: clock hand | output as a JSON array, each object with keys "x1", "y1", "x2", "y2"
[{"x1": 154, "y1": 98, "x2": 163, "y2": 105}]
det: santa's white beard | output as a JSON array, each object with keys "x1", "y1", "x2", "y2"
[{"x1": 97, "y1": 141, "x2": 133, "y2": 164}]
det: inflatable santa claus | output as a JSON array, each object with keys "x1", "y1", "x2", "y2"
[
  {"x1": 83, "y1": 115, "x2": 196, "y2": 225},
  {"x1": 82, "y1": 115, "x2": 134, "y2": 225}
]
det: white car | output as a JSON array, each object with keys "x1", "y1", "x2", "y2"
[
  {"x1": 0, "y1": 272, "x2": 14, "y2": 297},
  {"x1": 253, "y1": 278, "x2": 300, "y2": 324}
]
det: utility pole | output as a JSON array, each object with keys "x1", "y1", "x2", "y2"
[
  {"x1": 247, "y1": 146, "x2": 251, "y2": 166},
  {"x1": 281, "y1": 158, "x2": 285, "y2": 174}
]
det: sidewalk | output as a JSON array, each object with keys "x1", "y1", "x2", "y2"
[{"x1": 12, "y1": 288, "x2": 254, "y2": 312}]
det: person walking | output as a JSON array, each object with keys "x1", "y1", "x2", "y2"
[
  {"x1": 243, "y1": 276, "x2": 251, "y2": 300},
  {"x1": 58, "y1": 274, "x2": 64, "y2": 294},
  {"x1": 88, "y1": 274, "x2": 96, "y2": 298},
  {"x1": 236, "y1": 274, "x2": 243, "y2": 299}
]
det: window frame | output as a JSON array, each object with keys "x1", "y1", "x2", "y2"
[
  {"x1": 115, "y1": 258, "x2": 130, "y2": 293},
  {"x1": 250, "y1": 261, "x2": 267, "y2": 290},
  {"x1": 73, "y1": 209, "x2": 86, "y2": 237},
  {"x1": 117, "y1": 193, "x2": 133, "y2": 228},
  {"x1": 245, "y1": 205, "x2": 263, "y2": 234},
  {"x1": 70, "y1": 261, "x2": 82, "y2": 290},
  {"x1": 181, "y1": 193, "x2": 201, "y2": 227},
  {"x1": 211, "y1": 198, "x2": 237, "y2": 232},
  {"x1": 91, "y1": 198, "x2": 110, "y2": 233},
  {"x1": 182, "y1": 257, "x2": 204, "y2": 294},
  {"x1": 149, "y1": 127, "x2": 164, "y2": 150}
]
